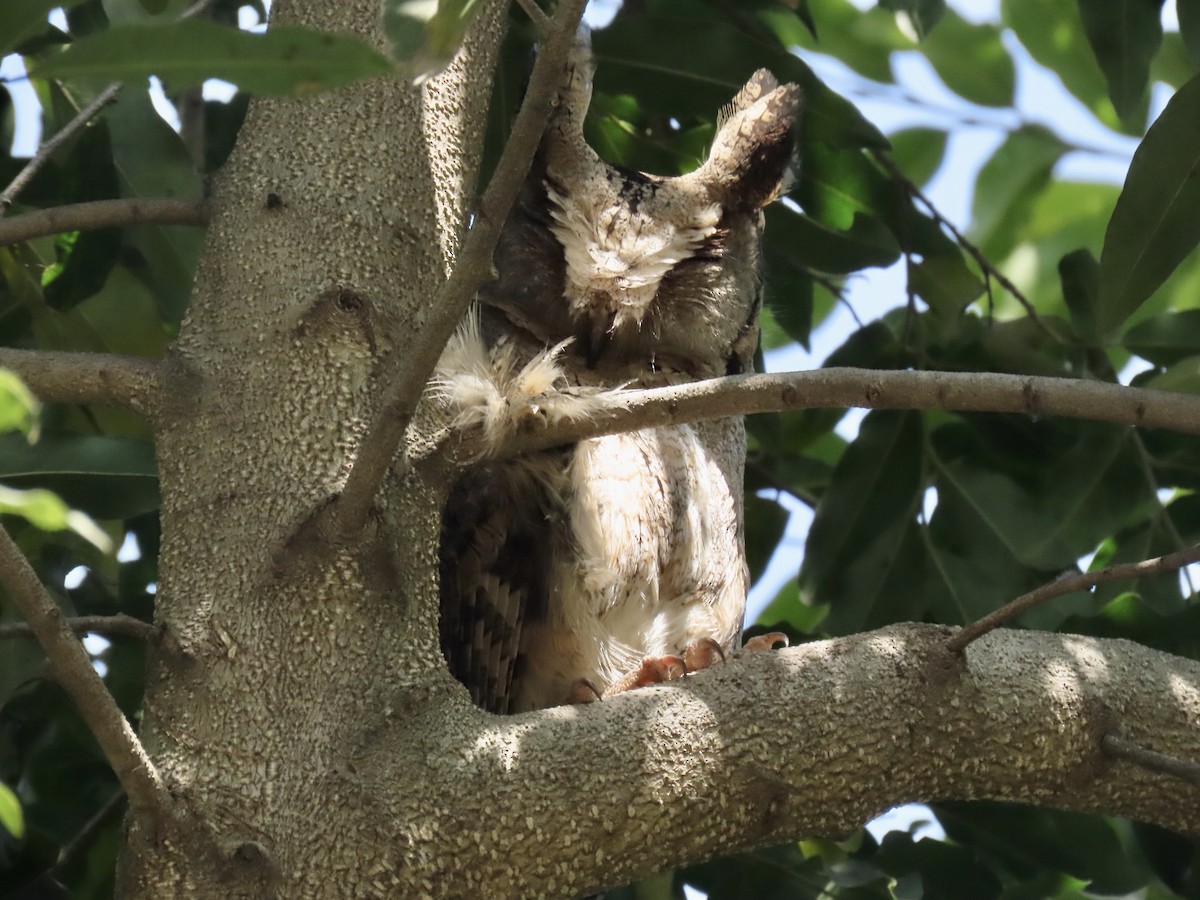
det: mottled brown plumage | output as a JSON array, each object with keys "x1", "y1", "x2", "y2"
[{"x1": 437, "y1": 29, "x2": 800, "y2": 714}]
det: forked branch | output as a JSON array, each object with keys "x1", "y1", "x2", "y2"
[
  {"x1": 0, "y1": 523, "x2": 168, "y2": 817},
  {"x1": 948, "y1": 543, "x2": 1200, "y2": 651},
  {"x1": 325, "y1": 0, "x2": 589, "y2": 542}
]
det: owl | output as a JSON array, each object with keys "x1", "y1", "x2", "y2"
[{"x1": 437, "y1": 30, "x2": 799, "y2": 715}]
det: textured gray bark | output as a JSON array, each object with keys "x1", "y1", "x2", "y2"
[{"x1": 111, "y1": 0, "x2": 1200, "y2": 896}]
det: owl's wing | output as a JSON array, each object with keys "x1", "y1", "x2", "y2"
[{"x1": 439, "y1": 462, "x2": 557, "y2": 715}]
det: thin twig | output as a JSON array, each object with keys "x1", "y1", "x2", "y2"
[
  {"x1": 0, "y1": 348, "x2": 163, "y2": 419},
  {"x1": 0, "y1": 84, "x2": 122, "y2": 216},
  {"x1": 323, "y1": 0, "x2": 589, "y2": 543},
  {"x1": 0, "y1": 197, "x2": 209, "y2": 246},
  {"x1": 0, "y1": 613, "x2": 160, "y2": 642},
  {"x1": 421, "y1": 367, "x2": 1200, "y2": 466},
  {"x1": 0, "y1": 0, "x2": 218, "y2": 216},
  {"x1": 54, "y1": 789, "x2": 126, "y2": 874},
  {"x1": 0, "y1": 522, "x2": 169, "y2": 816},
  {"x1": 948, "y1": 543, "x2": 1200, "y2": 651},
  {"x1": 1102, "y1": 734, "x2": 1200, "y2": 786},
  {"x1": 181, "y1": 0, "x2": 220, "y2": 17},
  {"x1": 871, "y1": 149, "x2": 1062, "y2": 343},
  {"x1": 515, "y1": 0, "x2": 551, "y2": 30}
]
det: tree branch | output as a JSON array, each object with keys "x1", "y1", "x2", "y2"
[
  {"x1": 0, "y1": 523, "x2": 168, "y2": 817},
  {"x1": 871, "y1": 150, "x2": 1060, "y2": 340},
  {"x1": 445, "y1": 367, "x2": 1200, "y2": 463},
  {"x1": 948, "y1": 543, "x2": 1200, "y2": 651},
  {"x1": 514, "y1": 0, "x2": 550, "y2": 30},
  {"x1": 0, "y1": 0, "x2": 218, "y2": 216},
  {"x1": 0, "y1": 85, "x2": 123, "y2": 216},
  {"x1": 0, "y1": 348, "x2": 163, "y2": 419},
  {"x1": 54, "y1": 789, "x2": 127, "y2": 876},
  {"x1": 0, "y1": 198, "x2": 209, "y2": 246},
  {"x1": 324, "y1": 0, "x2": 589, "y2": 542},
  {"x1": 1102, "y1": 734, "x2": 1200, "y2": 786},
  {"x1": 0, "y1": 613, "x2": 160, "y2": 643},
  {"x1": 369, "y1": 624, "x2": 1200, "y2": 895}
]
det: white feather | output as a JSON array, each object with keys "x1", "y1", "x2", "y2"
[{"x1": 434, "y1": 310, "x2": 617, "y2": 456}]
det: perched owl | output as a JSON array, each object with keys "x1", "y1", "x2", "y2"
[{"x1": 437, "y1": 30, "x2": 799, "y2": 715}]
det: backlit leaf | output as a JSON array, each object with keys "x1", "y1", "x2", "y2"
[
  {"x1": 1098, "y1": 75, "x2": 1200, "y2": 334},
  {"x1": 34, "y1": 21, "x2": 391, "y2": 94}
]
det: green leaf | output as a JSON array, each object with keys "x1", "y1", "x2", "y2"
[
  {"x1": 1122, "y1": 310, "x2": 1200, "y2": 365},
  {"x1": 1142, "y1": 354, "x2": 1200, "y2": 393},
  {"x1": 887, "y1": 128, "x2": 949, "y2": 188},
  {"x1": 878, "y1": 0, "x2": 947, "y2": 38},
  {"x1": 0, "y1": 0, "x2": 89, "y2": 55},
  {"x1": 920, "y1": 12, "x2": 1015, "y2": 107},
  {"x1": 33, "y1": 20, "x2": 392, "y2": 94},
  {"x1": 767, "y1": 205, "x2": 901, "y2": 276},
  {"x1": 796, "y1": 144, "x2": 902, "y2": 232},
  {"x1": 102, "y1": 0, "x2": 191, "y2": 23},
  {"x1": 799, "y1": 411, "x2": 926, "y2": 634},
  {"x1": 755, "y1": 579, "x2": 829, "y2": 636},
  {"x1": 0, "y1": 370, "x2": 40, "y2": 440},
  {"x1": 1002, "y1": 0, "x2": 1130, "y2": 132},
  {"x1": 383, "y1": 0, "x2": 484, "y2": 79},
  {"x1": 0, "y1": 782, "x2": 24, "y2": 841},
  {"x1": 745, "y1": 494, "x2": 790, "y2": 581},
  {"x1": 1098, "y1": 74, "x2": 1200, "y2": 335},
  {"x1": 909, "y1": 252, "x2": 985, "y2": 318},
  {"x1": 0, "y1": 484, "x2": 112, "y2": 550},
  {"x1": 1075, "y1": 0, "x2": 1164, "y2": 119},
  {"x1": 763, "y1": 0, "x2": 908, "y2": 83},
  {"x1": 971, "y1": 126, "x2": 1066, "y2": 261},
  {"x1": 1057, "y1": 248, "x2": 1100, "y2": 343},
  {"x1": 930, "y1": 420, "x2": 1153, "y2": 574},
  {"x1": 105, "y1": 88, "x2": 204, "y2": 325},
  {"x1": 593, "y1": 17, "x2": 888, "y2": 149},
  {"x1": 0, "y1": 431, "x2": 159, "y2": 520},
  {"x1": 1182, "y1": 0, "x2": 1200, "y2": 66}
]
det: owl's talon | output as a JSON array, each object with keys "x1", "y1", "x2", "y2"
[
  {"x1": 742, "y1": 632, "x2": 789, "y2": 652},
  {"x1": 568, "y1": 678, "x2": 604, "y2": 704},
  {"x1": 683, "y1": 637, "x2": 726, "y2": 673}
]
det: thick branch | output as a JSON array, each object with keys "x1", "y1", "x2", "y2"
[
  {"x1": 948, "y1": 543, "x2": 1200, "y2": 651},
  {"x1": 0, "y1": 198, "x2": 209, "y2": 246},
  {"x1": 0, "y1": 348, "x2": 162, "y2": 419},
  {"x1": 0, "y1": 523, "x2": 168, "y2": 816},
  {"x1": 372, "y1": 624, "x2": 1200, "y2": 896},
  {"x1": 325, "y1": 0, "x2": 589, "y2": 542},
  {"x1": 472, "y1": 368, "x2": 1200, "y2": 461},
  {"x1": 0, "y1": 613, "x2": 159, "y2": 642}
]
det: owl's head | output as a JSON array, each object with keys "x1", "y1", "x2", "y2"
[{"x1": 535, "y1": 34, "x2": 801, "y2": 375}]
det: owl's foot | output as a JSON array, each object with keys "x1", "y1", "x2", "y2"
[
  {"x1": 568, "y1": 655, "x2": 687, "y2": 705},
  {"x1": 741, "y1": 632, "x2": 789, "y2": 652},
  {"x1": 683, "y1": 637, "x2": 727, "y2": 672},
  {"x1": 604, "y1": 655, "x2": 687, "y2": 697}
]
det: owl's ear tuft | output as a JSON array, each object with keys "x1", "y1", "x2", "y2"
[{"x1": 701, "y1": 77, "x2": 801, "y2": 211}]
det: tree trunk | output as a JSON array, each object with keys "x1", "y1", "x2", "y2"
[{"x1": 118, "y1": 0, "x2": 505, "y2": 892}]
